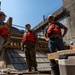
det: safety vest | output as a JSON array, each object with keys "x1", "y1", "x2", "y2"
[
  {"x1": 0, "y1": 28, "x2": 9, "y2": 37},
  {"x1": 22, "y1": 31, "x2": 36, "y2": 43},
  {"x1": 47, "y1": 23, "x2": 61, "y2": 36}
]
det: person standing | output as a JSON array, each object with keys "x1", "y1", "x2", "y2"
[
  {"x1": 0, "y1": 11, "x2": 9, "y2": 69},
  {"x1": 45, "y1": 16, "x2": 68, "y2": 75},
  {"x1": 0, "y1": 11, "x2": 9, "y2": 55},
  {"x1": 21, "y1": 24, "x2": 37, "y2": 71}
]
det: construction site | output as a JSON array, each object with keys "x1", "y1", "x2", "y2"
[{"x1": 0, "y1": 0, "x2": 75, "y2": 75}]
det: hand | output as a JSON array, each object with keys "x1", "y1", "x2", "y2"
[
  {"x1": 59, "y1": 35, "x2": 64, "y2": 39},
  {"x1": 45, "y1": 33, "x2": 48, "y2": 38},
  {"x1": 45, "y1": 38, "x2": 49, "y2": 41},
  {"x1": 21, "y1": 47, "x2": 24, "y2": 51}
]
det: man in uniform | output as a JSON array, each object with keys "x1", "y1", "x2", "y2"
[{"x1": 22, "y1": 24, "x2": 37, "y2": 71}]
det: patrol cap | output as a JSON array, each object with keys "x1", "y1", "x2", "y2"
[{"x1": 0, "y1": 11, "x2": 6, "y2": 16}]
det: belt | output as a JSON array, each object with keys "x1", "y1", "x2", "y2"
[{"x1": 50, "y1": 37, "x2": 59, "y2": 40}]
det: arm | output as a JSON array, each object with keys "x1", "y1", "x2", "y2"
[
  {"x1": 21, "y1": 33, "x2": 27, "y2": 51},
  {"x1": 62, "y1": 26, "x2": 68, "y2": 37},
  {"x1": 22, "y1": 33, "x2": 27, "y2": 44},
  {"x1": 31, "y1": 30, "x2": 38, "y2": 47},
  {"x1": 21, "y1": 41, "x2": 24, "y2": 51},
  {"x1": 56, "y1": 22, "x2": 68, "y2": 38},
  {"x1": 32, "y1": 30, "x2": 38, "y2": 44},
  {"x1": 44, "y1": 25, "x2": 49, "y2": 38}
]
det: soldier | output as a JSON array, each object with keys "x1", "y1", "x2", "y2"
[{"x1": 21, "y1": 24, "x2": 37, "y2": 71}]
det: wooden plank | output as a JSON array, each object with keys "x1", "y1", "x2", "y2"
[
  {"x1": 6, "y1": 45, "x2": 49, "y2": 51},
  {"x1": 11, "y1": 34, "x2": 23, "y2": 37},
  {"x1": 10, "y1": 71, "x2": 39, "y2": 74},
  {"x1": 6, "y1": 17, "x2": 12, "y2": 43},
  {"x1": 10, "y1": 37, "x2": 48, "y2": 45},
  {"x1": 12, "y1": 62, "x2": 50, "y2": 64},
  {"x1": 11, "y1": 36, "x2": 22, "y2": 40},
  {"x1": 11, "y1": 56, "x2": 47, "y2": 58},
  {"x1": 21, "y1": 71, "x2": 39, "y2": 74},
  {"x1": 5, "y1": 45, "x2": 21, "y2": 49},
  {"x1": 0, "y1": 69, "x2": 50, "y2": 74},
  {"x1": 11, "y1": 34, "x2": 46, "y2": 42},
  {"x1": 47, "y1": 49, "x2": 75, "y2": 59},
  {"x1": 37, "y1": 41, "x2": 48, "y2": 45},
  {"x1": 35, "y1": 48, "x2": 49, "y2": 51}
]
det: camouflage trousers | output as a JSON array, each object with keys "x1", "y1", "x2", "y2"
[{"x1": 25, "y1": 41, "x2": 37, "y2": 69}]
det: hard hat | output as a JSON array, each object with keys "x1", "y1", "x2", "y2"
[{"x1": 0, "y1": 11, "x2": 6, "y2": 16}]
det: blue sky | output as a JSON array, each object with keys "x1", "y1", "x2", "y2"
[{"x1": 0, "y1": 0, "x2": 63, "y2": 30}]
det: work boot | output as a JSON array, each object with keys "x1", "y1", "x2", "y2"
[
  {"x1": 26, "y1": 69, "x2": 31, "y2": 72},
  {"x1": 34, "y1": 67, "x2": 38, "y2": 71},
  {"x1": 28, "y1": 68, "x2": 32, "y2": 71}
]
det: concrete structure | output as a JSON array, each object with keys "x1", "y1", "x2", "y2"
[
  {"x1": 33, "y1": 7, "x2": 70, "y2": 43},
  {"x1": 63, "y1": 0, "x2": 75, "y2": 41},
  {"x1": 33, "y1": 0, "x2": 75, "y2": 44}
]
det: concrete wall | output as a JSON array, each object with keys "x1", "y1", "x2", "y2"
[
  {"x1": 63, "y1": 0, "x2": 75, "y2": 37},
  {"x1": 33, "y1": 0, "x2": 75, "y2": 42},
  {"x1": 58, "y1": 17, "x2": 72, "y2": 44}
]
